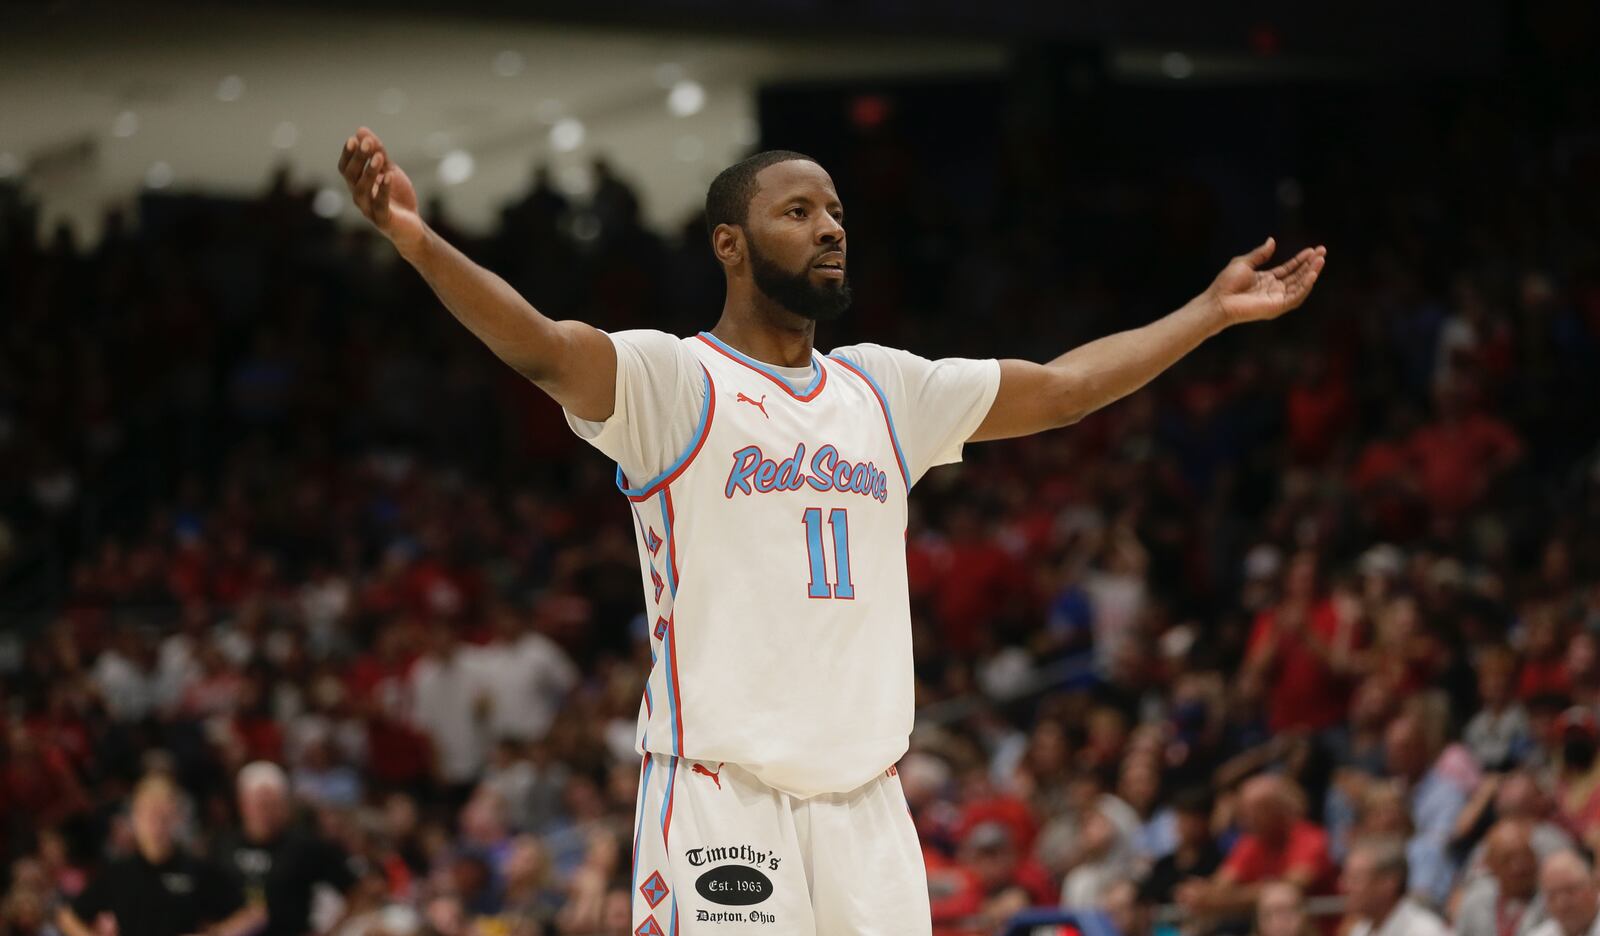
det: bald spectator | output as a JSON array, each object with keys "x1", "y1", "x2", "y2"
[
  {"x1": 1174, "y1": 776, "x2": 1334, "y2": 924},
  {"x1": 1455, "y1": 821, "x2": 1548, "y2": 936},
  {"x1": 1254, "y1": 881, "x2": 1316, "y2": 936},
  {"x1": 59, "y1": 776, "x2": 255, "y2": 936},
  {"x1": 1341, "y1": 837, "x2": 1451, "y2": 936},
  {"x1": 1459, "y1": 772, "x2": 1578, "y2": 882},
  {"x1": 1531, "y1": 851, "x2": 1600, "y2": 936}
]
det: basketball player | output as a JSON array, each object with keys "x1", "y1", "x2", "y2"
[{"x1": 338, "y1": 128, "x2": 1325, "y2": 935}]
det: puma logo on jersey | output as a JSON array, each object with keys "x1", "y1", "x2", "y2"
[
  {"x1": 735, "y1": 392, "x2": 769, "y2": 418},
  {"x1": 692, "y1": 762, "x2": 724, "y2": 789}
]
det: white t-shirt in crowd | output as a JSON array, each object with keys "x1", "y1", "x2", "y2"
[
  {"x1": 408, "y1": 649, "x2": 493, "y2": 784},
  {"x1": 476, "y1": 632, "x2": 580, "y2": 744},
  {"x1": 1530, "y1": 915, "x2": 1600, "y2": 936},
  {"x1": 1350, "y1": 898, "x2": 1453, "y2": 936}
]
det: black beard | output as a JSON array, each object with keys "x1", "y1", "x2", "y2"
[{"x1": 749, "y1": 239, "x2": 852, "y2": 322}]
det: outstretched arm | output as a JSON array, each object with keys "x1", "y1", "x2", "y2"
[
  {"x1": 338, "y1": 127, "x2": 615, "y2": 421},
  {"x1": 969, "y1": 238, "x2": 1326, "y2": 442}
]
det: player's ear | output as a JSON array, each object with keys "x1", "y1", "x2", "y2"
[{"x1": 712, "y1": 223, "x2": 743, "y2": 267}]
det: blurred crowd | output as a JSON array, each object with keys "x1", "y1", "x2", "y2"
[{"x1": 4, "y1": 38, "x2": 1600, "y2": 936}]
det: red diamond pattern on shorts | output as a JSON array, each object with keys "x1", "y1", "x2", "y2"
[
  {"x1": 635, "y1": 915, "x2": 665, "y2": 936},
  {"x1": 654, "y1": 617, "x2": 670, "y2": 640},
  {"x1": 639, "y1": 870, "x2": 669, "y2": 909}
]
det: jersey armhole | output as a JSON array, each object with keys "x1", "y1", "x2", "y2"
[
  {"x1": 828, "y1": 354, "x2": 910, "y2": 492},
  {"x1": 616, "y1": 363, "x2": 716, "y2": 501}
]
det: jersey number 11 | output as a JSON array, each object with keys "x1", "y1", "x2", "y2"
[{"x1": 802, "y1": 507, "x2": 855, "y2": 599}]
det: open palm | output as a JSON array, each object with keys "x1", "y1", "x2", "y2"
[{"x1": 1210, "y1": 237, "x2": 1327, "y2": 325}]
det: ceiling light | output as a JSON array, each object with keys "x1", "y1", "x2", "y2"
[
  {"x1": 112, "y1": 111, "x2": 139, "y2": 138},
  {"x1": 668, "y1": 80, "x2": 705, "y2": 117},
  {"x1": 216, "y1": 75, "x2": 245, "y2": 102},
  {"x1": 312, "y1": 188, "x2": 344, "y2": 218},
  {"x1": 550, "y1": 118, "x2": 584, "y2": 153},
  {"x1": 438, "y1": 150, "x2": 475, "y2": 186},
  {"x1": 145, "y1": 162, "x2": 174, "y2": 189}
]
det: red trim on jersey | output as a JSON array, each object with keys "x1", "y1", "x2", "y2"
[
  {"x1": 624, "y1": 364, "x2": 718, "y2": 503},
  {"x1": 828, "y1": 355, "x2": 910, "y2": 489},
  {"x1": 664, "y1": 490, "x2": 680, "y2": 593},
  {"x1": 663, "y1": 756, "x2": 678, "y2": 847},
  {"x1": 694, "y1": 334, "x2": 828, "y2": 402},
  {"x1": 663, "y1": 490, "x2": 687, "y2": 756}
]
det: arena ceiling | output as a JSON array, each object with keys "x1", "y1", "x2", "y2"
[{"x1": 1, "y1": 0, "x2": 1499, "y2": 242}]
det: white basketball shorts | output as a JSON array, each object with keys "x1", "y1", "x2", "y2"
[{"x1": 629, "y1": 755, "x2": 931, "y2": 936}]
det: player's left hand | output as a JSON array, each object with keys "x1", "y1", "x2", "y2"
[{"x1": 1206, "y1": 237, "x2": 1327, "y2": 326}]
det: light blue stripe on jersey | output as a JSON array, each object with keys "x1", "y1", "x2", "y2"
[
  {"x1": 698, "y1": 330, "x2": 823, "y2": 397},
  {"x1": 631, "y1": 754, "x2": 654, "y2": 895},
  {"x1": 616, "y1": 365, "x2": 713, "y2": 497},
  {"x1": 828, "y1": 353, "x2": 909, "y2": 490}
]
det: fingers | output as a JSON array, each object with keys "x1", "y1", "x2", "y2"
[
  {"x1": 1238, "y1": 236, "x2": 1276, "y2": 268},
  {"x1": 370, "y1": 173, "x2": 390, "y2": 226},
  {"x1": 339, "y1": 128, "x2": 377, "y2": 186},
  {"x1": 356, "y1": 149, "x2": 385, "y2": 199},
  {"x1": 339, "y1": 128, "x2": 390, "y2": 217},
  {"x1": 1267, "y1": 250, "x2": 1309, "y2": 280},
  {"x1": 1271, "y1": 246, "x2": 1329, "y2": 282}
]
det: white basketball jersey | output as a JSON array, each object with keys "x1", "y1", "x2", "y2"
[{"x1": 618, "y1": 331, "x2": 913, "y2": 798}]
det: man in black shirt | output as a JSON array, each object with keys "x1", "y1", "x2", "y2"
[
  {"x1": 1138, "y1": 787, "x2": 1224, "y2": 906},
  {"x1": 212, "y1": 762, "x2": 364, "y2": 936},
  {"x1": 59, "y1": 775, "x2": 259, "y2": 936}
]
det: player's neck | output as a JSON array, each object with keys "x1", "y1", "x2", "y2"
[{"x1": 709, "y1": 310, "x2": 816, "y2": 369}]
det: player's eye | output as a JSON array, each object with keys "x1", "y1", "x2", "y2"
[{"x1": 788, "y1": 207, "x2": 805, "y2": 218}]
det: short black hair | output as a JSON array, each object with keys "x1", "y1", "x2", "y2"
[{"x1": 704, "y1": 149, "x2": 818, "y2": 241}]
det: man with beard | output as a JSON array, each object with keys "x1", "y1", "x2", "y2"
[{"x1": 338, "y1": 130, "x2": 1326, "y2": 935}]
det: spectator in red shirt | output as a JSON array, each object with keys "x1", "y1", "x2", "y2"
[
  {"x1": 1243, "y1": 552, "x2": 1357, "y2": 735},
  {"x1": 1285, "y1": 352, "x2": 1352, "y2": 466},
  {"x1": 933, "y1": 505, "x2": 1031, "y2": 656},
  {"x1": 1175, "y1": 775, "x2": 1335, "y2": 927},
  {"x1": 1349, "y1": 407, "x2": 1428, "y2": 541},
  {"x1": 956, "y1": 821, "x2": 1056, "y2": 934},
  {"x1": 1405, "y1": 380, "x2": 1523, "y2": 518},
  {"x1": 1516, "y1": 608, "x2": 1572, "y2": 703}
]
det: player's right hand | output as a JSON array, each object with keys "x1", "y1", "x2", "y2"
[{"x1": 338, "y1": 127, "x2": 425, "y2": 255}]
